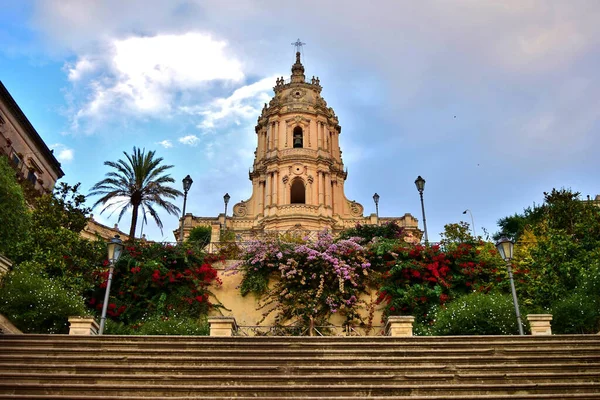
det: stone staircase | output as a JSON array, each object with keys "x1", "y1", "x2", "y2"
[{"x1": 0, "y1": 334, "x2": 599, "y2": 399}]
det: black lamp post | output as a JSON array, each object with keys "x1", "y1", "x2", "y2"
[
  {"x1": 414, "y1": 176, "x2": 428, "y2": 244},
  {"x1": 99, "y1": 235, "x2": 124, "y2": 335},
  {"x1": 495, "y1": 236, "x2": 524, "y2": 335},
  {"x1": 373, "y1": 193, "x2": 380, "y2": 225},
  {"x1": 463, "y1": 209, "x2": 477, "y2": 238},
  {"x1": 179, "y1": 175, "x2": 193, "y2": 243},
  {"x1": 223, "y1": 193, "x2": 230, "y2": 231}
]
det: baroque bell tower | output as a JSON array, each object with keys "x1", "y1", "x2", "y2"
[{"x1": 178, "y1": 49, "x2": 419, "y2": 240}]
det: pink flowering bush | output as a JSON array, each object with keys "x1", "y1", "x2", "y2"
[{"x1": 233, "y1": 231, "x2": 375, "y2": 328}]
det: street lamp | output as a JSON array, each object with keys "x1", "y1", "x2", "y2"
[
  {"x1": 463, "y1": 209, "x2": 477, "y2": 238},
  {"x1": 414, "y1": 176, "x2": 428, "y2": 244},
  {"x1": 373, "y1": 193, "x2": 380, "y2": 225},
  {"x1": 223, "y1": 193, "x2": 231, "y2": 231},
  {"x1": 99, "y1": 235, "x2": 124, "y2": 335},
  {"x1": 495, "y1": 236, "x2": 524, "y2": 335},
  {"x1": 179, "y1": 175, "x2": 193, "y2": 243}
]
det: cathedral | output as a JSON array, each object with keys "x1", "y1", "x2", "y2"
[{"x1": 176, "y1": 52, "x2": 420, "y2": 242}]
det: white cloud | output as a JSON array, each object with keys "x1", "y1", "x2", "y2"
[
  {"x1": 186, "y1": 76, "x2": 275, "y2": 130},
  {"x1": 178, "y1": 134, "x2": 199, "y2": 146},
  {"x1": 156, "y1": 140, "x2": 173, "y2": 148},
  {"x1": 66, "y1": 32, "x2": 244, "y2": 130},
  {"x1": 50, "y1": 143, "x2": 74, "y2": 162},
  {"x1": 66, "y1": 57, "x2": 96, "y2": 81}
]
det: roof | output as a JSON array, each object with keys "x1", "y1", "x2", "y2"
[{"x1": 0, "y1": 80, "x2": 64, "y2": 179}]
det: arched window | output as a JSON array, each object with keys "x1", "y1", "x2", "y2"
[
  {"x1": 290, "y1": 179, "x2": 305, "y2": 204},
  {"x1": 293, "y1": 126, "x2": 303, "y2": 148}
]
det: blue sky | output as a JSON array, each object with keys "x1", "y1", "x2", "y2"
[{"x1": 1, "y1": 0, "x2": 599, "y2": 242}]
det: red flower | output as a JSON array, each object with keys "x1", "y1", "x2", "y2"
[{"x1": 411, "y1": 270, "x2": 421, "y2": 278}]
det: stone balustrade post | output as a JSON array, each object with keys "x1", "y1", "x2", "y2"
[
  {"x1": 527, "y1": 314, "x2": 552, "y2": 335},
  {"x1": 68, "y1": 316, "x2": 99, "y2": 335},
  {"x1": 385, "y1": 316, "x2": 415, "y2": 337},
  {"x1": 208, "y1": 316, "x2": 237, "y2": 336}
]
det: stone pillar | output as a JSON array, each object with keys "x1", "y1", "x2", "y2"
[
  {"x1": 208, "y1": 316, "x2": 237, "y2": 336},
  {"x1": 273, "y1": 122, "x2": 279, "y2": 149},
  {"x1": 265, "y1": 173, "x2": 272, "y2": 208},
  {"x1": 68, "y1": 316, "x2": 99, "y2": 335},
  {"x1": 325, "y1": 172, "x2": 332, "y2": 209},
  {"x1": 318, "y1": 171, "x2": 325, "y2": 205},
  {"x1": 385, "y1": 316, "x2": 415, "y2": 337},
  {"x1": 527, "y1": 314, "x2": 552, "y2": 336},
  {"x1": 272, "y1": 170, "x2": 278, "y2": 207}
]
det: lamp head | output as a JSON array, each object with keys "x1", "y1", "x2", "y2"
[
  {"x1": 495, "y1": 236, "x2": 514, "y2": 262},
  {"x1": 223, "y1": 192, "x2": 231, "y2": 205},
  {"x1": 373, "y1": 192, "x2": 380, "y2": 205},
  {"x1": 107, "y1": 235, "x2": 124, "y2": 264},
  {"x1": 182, "y1": 175, "x2": 193, "y2": 192},
  {"x1": 414, "y1": 176, "x2": 426, "y2": 193}
]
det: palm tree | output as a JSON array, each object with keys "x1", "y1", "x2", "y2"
[{"x1": 89, "y1": 147, "x2": 182, "y2": 240}]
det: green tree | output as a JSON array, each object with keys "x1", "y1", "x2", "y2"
[
  {"x1": 0, "y1": 156, "x2": 30, "y2": 259},
  {"x1": 89, "y1": 147, "x2": 182, "y2": 239}
]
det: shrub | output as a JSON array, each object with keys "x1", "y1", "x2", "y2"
[
  {"x1": 105, "y1": 315, "x2": 209, "y2": 335},
  {"x1": 551, "y1": 291, "x2": 600, "y2": 334},
  {"x1": 187, "y1": 226, "x2": 212, "y2": 246},
  {"x1": 432, "y1": 292, "x2": 526, "y2": 335},
  {"x1": 0, "y1": 262, "x2": 86, "y2": 333},
  {"x1": 0, "y1": 155, "x2": 30, "y2": 259}
]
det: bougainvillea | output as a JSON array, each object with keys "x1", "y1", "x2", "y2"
[
  {"x1": 374, "y1": 238, "x2": 507, "y2": 329},
  {"x1": 231, "y1": 231, "x2": 375, "y2": 328},
  {"x1": 88, "y1": 242, "x2": 221, "y2": 328}
]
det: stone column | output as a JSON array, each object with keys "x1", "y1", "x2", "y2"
[
  {"x1": 385, "y1": 316, "x2": 415, "y2": 337},
  {"x1": 527, "y1": 314, "x2": 553, "y2": 335},
  {"x1": 325, "y1": 172, "x2": 332, "y2": 209},
  {"x1": 208, "y1": 316, "x2": 237, "y2": 336},
  {"x1": 285, "y1": 123, "x2": 289, "y2": 147},
  {"x1": 258, "y1": 180, "x2": 265, "y2": 215},
  {"x1": 273, "y1": 122, "x2": 279, "y2": 149},
  {"x1": 318, "y1": 171, "x2": 325, "y2": 205},
  {"x1": 331, "y1": 179, "x2": 336, "y2": 214},
  {"x1": 272, "y1": 170, "x2": 278, "y2": 207},
  {"x1": 68, "y1": 316, "x2": 99, "y2": 335},
  {"x1": 265, "y1": 173, "x2": 272, "y2": 208}
]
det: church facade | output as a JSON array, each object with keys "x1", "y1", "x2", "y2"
[{"x1": 176, "y1": 53, "x2": 419, "y2": 242}]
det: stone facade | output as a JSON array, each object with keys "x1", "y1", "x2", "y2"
[
  {"x1": 0, "y1": 81, "x2": 64, "y2": 194},
  {"x1": 177, "y1": 54, "x2": 419, "y2": 241},
  {"x1": 81, "y1": 216, "x2": 130, "y2": 242}
]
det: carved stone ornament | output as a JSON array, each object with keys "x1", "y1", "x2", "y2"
[
  {"x1": 233, "y1": 201, "x2": 248, "y2": 217},
  {"x1": 282, "y1": 175, "x2": 289, "y2": 184},
  {"x1": 349, "y1": 201, "x2": 364, "y2": 217},
  {"x1": 307, "y1": 175, "x2": 314, "y2": 184},
  {"x1": 292, "y1": 163, "x2": 304, "y2": 175}
]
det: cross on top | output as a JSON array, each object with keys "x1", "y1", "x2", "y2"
[{"x1": 291, "y1": 39, "x2": 306, "y2": 53}]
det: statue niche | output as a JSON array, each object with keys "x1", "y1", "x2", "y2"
[{"x1": 290, "y1": 178, "x2": 305, "y2": 204}]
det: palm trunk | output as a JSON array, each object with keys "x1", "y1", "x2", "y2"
[{"x1": 129, "y1": 205, "x2": 139, "y2": 240}]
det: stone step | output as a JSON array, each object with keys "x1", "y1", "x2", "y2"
[
  {"x1": 1, "y1": 381, "x2": 599, "y2": 397},
  {"x1": 1, "y1": 371, "x2": 598, "y2": 386},
  {"x1": 1, "y1": 395, "x2": 600, "y2": 400},
  {"x1": 1, "y1": 353, "x2": 599, "y2": 366}
]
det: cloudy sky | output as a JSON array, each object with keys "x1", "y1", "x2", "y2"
[{"x1": 1, "y1": 0, "x2": 599, "y2": 242}]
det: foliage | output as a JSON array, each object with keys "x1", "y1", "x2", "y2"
[
  {"x1": 337, "y1": 221, "x2": 405, "y2": 244},
  {"x1": 505, "y1": 189, "x2": 600, "y2": 308},
  {"x1": 375, "y1": 238, "x2": 507, "y2": 327},
  {"x1": 0, "y1": 155, "x2": 30, "y2": 259},
  {"x1": 233, "y1": 231, "x2": 374, "y2": 328},
  {"x1": 494, "y1": 205, "x2": 544, "y2": 242},
  {"x1": 89, "y1": 147, "x2": 182, "y2": 239},
  {"x1": 32, "y1": 182, "x2": 91, "y2": 233},
  {"x1": 440, "y1": 222, "x2": 474, "y2": 244},
  {"x1": 187, "y1": 226, "x2": 212, "y2": 246},
  {"x1": 11, "y1": 183, "x2": 106, "y2": 295},
  {"x1": 551, "y1": 291, "x2": 600, "y2": 334},
  {"x1": 0, "y1": 262, "x2": 86, "y2": 333},
  {"x1": 432, "y1": 292, "x2": 526, "y2": 335},
  {"x1": 87, "y1": 242, "x2": 221, "y2": 328},
  {"x1": 105, "y1": 315, "x2": 209, "y2": 335}
]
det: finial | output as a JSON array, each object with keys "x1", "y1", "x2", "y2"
[
  {"x1": 291, "y1": 38, "x2": 306, "y2": 53},
  {"x1": 296, "y1": 51, "x2": 301, "y2": 64}
]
